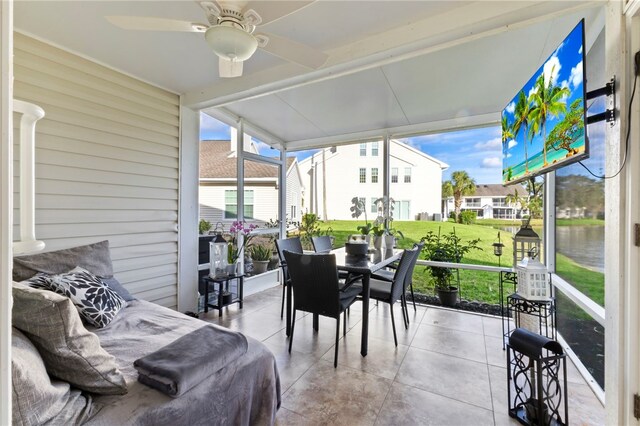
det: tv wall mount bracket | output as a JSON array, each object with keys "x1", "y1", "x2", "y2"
[{"x1": 586, "y1": 76, "x2": 615, "y2": 126}]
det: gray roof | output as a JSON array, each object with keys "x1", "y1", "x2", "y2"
[{"x1": 468, "y1": 183, "x2": 527, "y2": 197}]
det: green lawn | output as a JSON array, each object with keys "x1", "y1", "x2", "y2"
[{"x1": 311, "y1": 220, "x2": 603, "y2": 306}]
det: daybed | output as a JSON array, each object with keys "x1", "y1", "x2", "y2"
[{"x1": 11, "y1": 241, "x2": 281, "y2": 426}]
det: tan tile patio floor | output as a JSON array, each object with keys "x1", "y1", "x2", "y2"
[{"x1": 202, "y1": 285, "x2": 604, "y2": 425}]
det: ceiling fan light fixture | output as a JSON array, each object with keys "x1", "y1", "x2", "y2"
[{"x1": 205, "y1": 25, "x2": 258, "y2": 62}]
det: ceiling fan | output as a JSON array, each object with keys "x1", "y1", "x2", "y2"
[{"x1": 106, "y1": 1, "x2": 328, "y2": 78}]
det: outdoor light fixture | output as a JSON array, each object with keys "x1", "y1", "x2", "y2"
[
  {"x1": 512, "y1": 218, "x2": 541, "y2": 267},
  {"x1": 493, "y1": 232, "x2": 505, "y2": 266},
  {"x1": 507, "y1": 328, "x2": 568, "y2": 425},
  {"x1": 205, "y1": 24, "x2": 258, "y2": 62},
  {"x1": 209, "y1": 224, "x2": 229, "y2": 278}
]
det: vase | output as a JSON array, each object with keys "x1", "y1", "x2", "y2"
[
  {"x1": 373, "y1": 236, "x2": 383, "y2": 249},
  {"x1": 225, "y1": 263, "x2": 236, "y2": 275},
  {"x1": 364, "y1": 235, "x2": 372, "y2": 245},
  {"x1": 383, "y1": 235, "x2": 395, "y2": 249}
]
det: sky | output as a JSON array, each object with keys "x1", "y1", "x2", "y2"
[{"x1": 200, "y1": 112, "x2": 504, "y2": 184}]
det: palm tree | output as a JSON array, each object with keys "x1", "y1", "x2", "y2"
[
  {"x1": 512, "y1": 90, "x2": 531, "y2": 172},
  {"x1": 442, "y1": 171, "x2": 476, "y2": 223},
  {"x1": 501, "y1": 114, "x2": 514, "y2": 157},
  {"x1": 528, "y1": 67, "x2": 570, "y2": 166}
]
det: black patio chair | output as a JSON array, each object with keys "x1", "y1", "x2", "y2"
[
  {"x1": 311, "y1": 235, "x2": 332, "y2": 253},
  {"x1": 371, "y1": 242, "x2": 424, "y2": 316},
  {"x1": 352, "y1": 246, "x2": 420, "y2": 346},
  {"x1": 283, "y1": 251, "x2": 361, "y2": 367},
  {"x1": 311, "y1": 235, "x2": 361, "y2": 287},
  {"x1": 275, "y1": 237, "x2": 303, "y2": 319}
]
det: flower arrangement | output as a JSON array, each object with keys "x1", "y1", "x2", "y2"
[
  {"x1": 227, "y1": 220, "x2": 258, "y2": 264},
  {"x1": 373, "y1": 196, "x2": 404, "y2": 239}
]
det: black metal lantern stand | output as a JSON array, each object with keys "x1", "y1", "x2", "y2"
[
  {"x1": 506, "y1": 292, "x2": 556, "y2": 340},
  {"x1": 507, "y1": 328, "x2": 568, "y2": 426},
  {"x1": 493, "y1": 232, "x2": 505, "y2": 267}
]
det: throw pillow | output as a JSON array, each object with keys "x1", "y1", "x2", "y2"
[
  {"x1": 102, "y1": 276, "x2": 135, "y2": 302},
  {"x1": 12, "y1": 327, "x2": 94, "y2": 426},
  {"x1": 12, "y1": 282, "x2": 128, "y2": 395},
  {"x1": 46, "y1": 267, "x2": 126, "y2": 328},
  {"x1": 13, "y1": 240, "x2": 114, "y2": 282}
]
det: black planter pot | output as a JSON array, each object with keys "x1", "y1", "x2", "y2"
[{"x1": 437, "y1": 286, "x2": 459, "y2": 307}]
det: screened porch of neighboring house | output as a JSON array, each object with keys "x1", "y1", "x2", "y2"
[{"x1": 2, "y1": 1, "x2": 639, "y2": 425}]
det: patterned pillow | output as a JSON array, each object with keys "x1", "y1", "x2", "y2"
[{"x1": 46, "y1": 267, "x2": 126, "y2": 328}]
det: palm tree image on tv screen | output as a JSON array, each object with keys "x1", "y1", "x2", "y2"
[{"x1": 502, "y1": 19, "x2": 587, "y2": 185}]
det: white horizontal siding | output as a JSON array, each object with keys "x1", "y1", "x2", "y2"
[
  {"x1": 13, "y1": 33, "x2": 180, "y2": 308},
  {"x1": 199, "y1": 182, "x2": 279, "y2": 225}
]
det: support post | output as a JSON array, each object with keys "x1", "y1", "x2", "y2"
[
  {"x1": 382, "y1": 134, "x2": 391, "y2": 220},
  {"x1": 0, "y1": 1, "x2": 13, "y2": 423}
]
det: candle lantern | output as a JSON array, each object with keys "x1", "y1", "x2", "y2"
[
  {"x1": 513, "y1": 219, "x2": 541, "y2": 267},
  {"x1": 516, "y1": 248, "x2": 550, "y2": 301},
  {"x1": 209, "y1": 229, "x2": 228, "y2": 278},
  {"x1": 507, "y1": 328, "x2": 568, "y2": 425}
]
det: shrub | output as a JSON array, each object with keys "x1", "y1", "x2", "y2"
[
  {"x1": 459, "y1": 211, "x2": 477, "y2": 225},
  {"x1": 199, "y1": 219, "x2": 212, "y2": 234}
]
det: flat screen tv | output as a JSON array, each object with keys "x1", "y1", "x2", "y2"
[{"x1": 502, "y1": 19, "x2": 588, "y2": 185}]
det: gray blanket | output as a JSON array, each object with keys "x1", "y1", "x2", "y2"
[
  {"x1": 85, "y1": 300, "x2": 280, "y2": 426},
  {"x1": 134, "y1": 325, "x2": 248, "y2": 397}
]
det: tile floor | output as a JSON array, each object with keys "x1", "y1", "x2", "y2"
[{"x1": 203, "y1": 285, "x2": 604, "y2": 425}]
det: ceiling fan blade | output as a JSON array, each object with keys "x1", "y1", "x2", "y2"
[
  {"x1": 257, "y1": 33, "x2": 327, "y2": 69},
  {"x1": 244, "y1": 1, "x2": 315, "y2": 26},
  {"x1": 219, "y1": 58, "x2": 244, "y2": 78},
  {"x1": 105, "y1": 16, "x2": 207, "y2": 32}
]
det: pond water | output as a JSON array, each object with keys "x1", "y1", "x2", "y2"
[{"x1": 499, "y1": 225, "x2": 604, "y2": 272}]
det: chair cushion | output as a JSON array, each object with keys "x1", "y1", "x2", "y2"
[
  {"x1": 351, "y1": 279, "x2": 393, "y2": 301},
  {"x1": 339, "y1": 285, "x2": 362, "y2": 311},
  {"x1": 12, "y1": 282, "x2": 128, "y2": 395},
  {"x1": 12, "y1": 327, "x2": 94, "y2": 426},
  {"x1": 102, "y1": 276, "x2": 136, "y2": 302},
  {"x1": 371, "y1": 269, "x2": 394, "y2": 282},
  {"x1": 13, "y1": 240, "x2": 114, "y2": 282}
]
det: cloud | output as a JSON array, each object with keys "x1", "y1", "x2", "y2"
[
  {"x1": 504, "y1": 153, "x2": 512, "y2": 159},
  {"x1": 474, "y1": 137, "x2": 502, "y2": 150},
  {"x1": 578, "y1": 46, "x2": 583, "y2": 55},
  {"x1": 569, "y1": 60, "x2": 583, "y2": 89},
  {"x1": 481, "y1": 157, "x2": 502, "y2": 168},
  {"x1": 543, "y1": 55, "x2": 561, "y2": 87},
  {"x1": 508, "y1": 139, "x2": 517, "y2": 149},
  {"x1": 505, "y1": 101, "x2": 515, "y2": 114},
  {"x1": 528, "y1": 85, "x2": 539, "y2": 99}
]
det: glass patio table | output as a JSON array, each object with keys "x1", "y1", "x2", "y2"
[{"x1": 284, "y1": 246, "x2": 403, "y2": 357}]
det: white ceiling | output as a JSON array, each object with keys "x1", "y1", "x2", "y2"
[{"x1": 13, "y1": 1, "x2": 605, "y2": 148}]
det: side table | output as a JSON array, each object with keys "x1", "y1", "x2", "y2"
[{"x1": 201, "y1": 273, "x2": 244, "y2": 317}]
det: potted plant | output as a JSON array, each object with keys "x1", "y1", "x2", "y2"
[
  {"x1": 421, "y1": 228, "x2": 481, "y2": 307},
  {"x1": 351, "y1": 197, "x2": 372, "y2": 244},
  {"x1": 250, "y1": 245, "x2": 272, "y2": 275},
  {"x1": 372, "y1": 197, "x2": 404, "y2": 249},
  {"x1": 199, "y1": 219, "x2": 212, "y2": 235}
]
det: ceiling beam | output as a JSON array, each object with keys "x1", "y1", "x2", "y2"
[{"x1": 183, "y1": 1, "x2": 601, "y2": 109}]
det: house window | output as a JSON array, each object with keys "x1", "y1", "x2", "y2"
[
  {"x1": 371, "y1": 168, "x2": 379, "y2": 183},
  {"x1": 493, "y1": 197, "x2": 507, "y2": 207},
  {"x1": 404, "y1": 167, "x2": 411, "y2": 183},
  {"x1": 224, "y1": 190, "x2": 254, "y2": 219},
  {"x1": 391, "y1": 168, "x2": 398, "y2": 183},
  {"x1": 465, "y1": 197, "x2": 481, "y2": 208},
  {"x1": 290, "y1": 205, "x2": 296, "y2": 219},
  {"x1": 371, "y1": 142, "x2": 379, "y2": 156},
  {"x1": 359, "y1": 168, "x2": 366, "y2": 183},
  {"x1": 371, "y1": 198, "x2": 377, "y2": 214},
  {"x1": 360, "y1": 143, "x2": 367, "y2": 156},
  {"x1": 358, "y1": 197, "x2": 366, "y2": 211}
]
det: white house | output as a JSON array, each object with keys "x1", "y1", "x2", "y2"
[
  {"x1": 199, "y1": 139, "x2": 303, "y2": 226},
  {"x1": 443, "y1": 183, "x2": 527, "y2": 220},
  {"x1": 298, "y1": 140, "x2": 448, "y2": 221}
]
